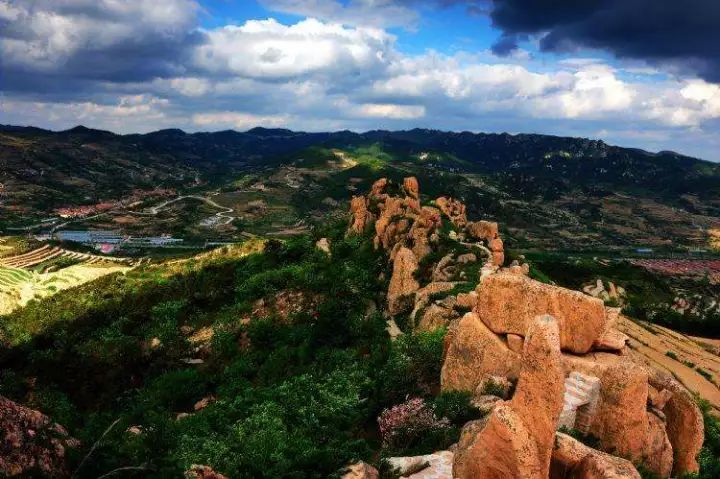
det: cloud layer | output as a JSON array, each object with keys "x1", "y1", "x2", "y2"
[
  {"x1": 487, "y1": 0, "x2": 720, "y2": 82},
  {"x1": 1, "y1": 0, "x2": 720, "y2": 161}
]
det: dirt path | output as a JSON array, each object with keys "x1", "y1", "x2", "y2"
[
  {"x1": 618, "y1": 316, "x2": 720, "y2": 412},
  {"x1": 125, "y1": 195, "x2": 235, "y2": 226}
]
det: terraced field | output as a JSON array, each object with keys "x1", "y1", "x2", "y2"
[{"x1": 0, "y1": 246, "x2": 138, "y2": 315}]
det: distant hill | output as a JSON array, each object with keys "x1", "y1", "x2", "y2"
[{"x1": 2, "y1": 125, "x2": 720, "y2": 249}]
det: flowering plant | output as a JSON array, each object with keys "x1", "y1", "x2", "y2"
[{"x1": 378, "y1": 397, "x2": 450, "y2": 450}]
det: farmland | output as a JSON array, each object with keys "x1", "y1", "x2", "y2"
[{"x1": 0, "y1": 245, "x2": 137, "y2": 315}]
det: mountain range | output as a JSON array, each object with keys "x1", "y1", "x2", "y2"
[{"x1": 3, "y1": 124, "x2": 720, "y2": 250}]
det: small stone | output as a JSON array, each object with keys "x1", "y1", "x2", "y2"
[
  {"x1": 341, "y1": 461, "x2": 379, "y2": 479},
  {"x1": 315, "y1": 237, "x2": 331, "y2": 255}
]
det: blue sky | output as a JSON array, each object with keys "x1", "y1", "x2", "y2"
[{"x1": 1, "y1": 0, "x2": 719, "y2": 160}]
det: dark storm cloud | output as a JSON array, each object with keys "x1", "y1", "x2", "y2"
[
  {"x1": 482, "y1": 0, "x2": 720, "y2": 81},
  {"x1": 0, "y1": 0, "x2": 204, "y2": 94}
]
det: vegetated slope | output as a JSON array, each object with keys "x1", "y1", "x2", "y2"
[
  {"x1": 0, "y1": 227, "x2": 470, "y2": 478},
  {"x1": 0, "y1": 196, "x2": 719, "y2": 477},
  {"x1": 4, "y1": 125, "x2": 720, "y2": 249}
]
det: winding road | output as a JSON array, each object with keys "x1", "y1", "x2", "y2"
[{"x1": 143, "y1": 195, "x2": 236, "y2": 225}]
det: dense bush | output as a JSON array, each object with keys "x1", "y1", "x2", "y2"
[{"x1": 0, "y1": 223, "x2": 467, "y2": 478}]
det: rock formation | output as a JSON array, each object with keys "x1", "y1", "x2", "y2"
[
  {"x1": 454, "y1": 315, "x2": 564, "y2": 479},
  {"x1": 347, "y1": 178, "x2": 704, "y2": 478},
  {"x1": 475, "y1": 273, "x2": 608, "y2": 354},
  {"x1": 387, "y1": 247, "x2": 420, "y2": 316},
  {"x1": 347, "y1": 176, "x2": 506, "y2": 318},
  {"x1": 0, "y1": 396, "x2": 79, "y2": 477}
]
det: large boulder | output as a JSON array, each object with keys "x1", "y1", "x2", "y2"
[
  {"x1": 435, "y1": 197, "x2": 467, "y2": 228},
  {"x1": 453, "y1": 315, "x2": 565, "y2": 479},
  {"x1": 441, "y1": 312, "x2": 522, "y2": 392},
  {"x1": 589, "y1": 363, "x2": 650, "y2": 463},
  {"x1": 0, "y1": 396, "x2": 79, "y2": 477},
  {"x1": 385, "y1": 451, "x2": 453, "y2": 478},
  {"x1": 403, "y1": 176, "x2": 420, "y2": 199},
  {"x1": 387, "y1": 247, "x2": 420, "y2": 316},
  {"x1": 551, "y1": 432, "x2": 641, "y2": 479},
  {"x1": 475, "y1": 273, "x2": 608, "y2": 354},
  {"x1": 467, "y1": 220, "x2": 499, "y2": 242},
  {"x1": 643, "y1": 412, "x2": 673, "y2": 478},
  {"x1": 341, "y1": 461, "x2": 379, "y2": 479},
  {"x1": 349, "y1": 196, "x2": 373, "y2": 234},
  {"x1": 649, "y1": 372, "x2": 704, "y2": 476}
]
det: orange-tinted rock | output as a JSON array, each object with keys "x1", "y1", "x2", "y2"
[
  {"x1": 507, "y1": 333, "x2": 524, "y2": 353},
  {"x1": 436, "y1": 197, "x2": 467, "y2": 228},
  {"x1": 456, "y1": 291, "x2": 478, "y2": 310},
  {"x1": 0, "y1": 396, "x2": 79, "y2": 477},
  {"x1": 416, "y1": 303, "x2": 457, "y2": 332},
  {"x1": 572, "y1": 454, "x2": 642, "y2": 479},
  {"x1": 649, "y1": 372, "x2": 704, "y2": 476},
  {"x1": 492, "y1": 250, "x2": 505, "y2": 267},
  {"x1": 643, "y1": 412, "x2": 673, "y2": 478},
  {"x1": 551, "y1": 432, "x2": 641, "y2": 479},
  {"x1": 509, "y1": 314, "x2": 565, "y2": 476},
  {"x1": 489, "y1": 237, "x2": 504, "y2": 252},
  {"x1": 403, "y1": 176, "x2": 419, "y2": 199},
  {"x1": 589, "y1": 363, "x2": 649, "y2": 462},
  {"x1": 454, "y1": 403, "x2": 543, "y2": 479},
  {"x1": 441, "y1": 312, "x2": 521, "y2": 392},
  {"x1": 341, "y1": 461, "x2": 380, "y2": 479},
  {"x1": 467, "y1": 220, "x2": 498, "y2": 241},
  {"x1": 387, "y1": 247, "x2": 420, "y2": 316},
  {"x1": 454, "y1": 315, "x2": 564, "y2": 479},
  {"x1": 475, "y1": 273, "x2": 607, "y2": 354},
  {"x1": 349, "y1": 196, "x2": 373, "y2": 234},
  {"x1": 370, "y1": 178, "x2": 388, "y2": 198},
  {"x1": 492, "y1": 251, "x2": 505, "y2": 266},
  {"x1": 647, "y1": 387, "x2": 672, "y2": 410},
  {"x1": 592, "y1": 328, "x2": 628, "y2": 351}
]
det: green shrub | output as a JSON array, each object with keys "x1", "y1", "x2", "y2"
[{"x1": 377, "y1": 329, "x2": 446, "y2": 405}]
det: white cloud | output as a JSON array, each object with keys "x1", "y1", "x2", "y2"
[
  {"x1": 194, "y1": 18, "x2": 394, "y2": 79},
  {"x1": 357, "y1": 103, "x2": 426, "y2": 119},
  {"x1": 259, "y1": 0, "x2": 419, "y2": 28},
  {"x1": 2, "y1": 8, "x2": 720, "y2": 160},
  {"x1": 192, "y1": 111, "x2": 291, "y2": 130}
]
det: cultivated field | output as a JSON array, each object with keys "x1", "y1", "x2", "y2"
[
  {"x1": 0, "y1": 246, "x2": 137, "y2": 315},
  {"x1": 621, "y1": 316, "x2": 720, "y2": 413}
]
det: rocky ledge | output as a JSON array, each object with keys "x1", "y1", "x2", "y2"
[{"x1": 347, "y1": 177, "x2": 705, "y2": 479}]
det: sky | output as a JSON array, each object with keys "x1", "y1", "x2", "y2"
[{"x1": 1, "y1": 0, "x2": 720, "y2": 160}]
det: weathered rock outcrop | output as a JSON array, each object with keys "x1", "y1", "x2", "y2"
[
  {"x1": 347, "y1": 177, "x2": 505, "y2": 321},
  {"x1": 346, "y1": 178, "x2": 704, "y2": 479},
  {"x1": 453, "y1": 315, "x2": 564, "y2": 479},
  {"x1": 0, "y1": 396, "x2": 79, "y2": 477},
  {"x1": 441, "y1": 312, "x2": 522, "y2": 392},
  {"x1": 341, "y1": 461, "x2": 379, "y2": 479},
  {"x1": 551, "y1": 433, "x2": 641, "y2": 479},
  {"x1": 349, "y1": 196, "x2": 373, "y2": 234},
  {"x1": 475, "y1": 273, "x2": 608, "y2": 354},
  {"x1": 649, "y1": 372, "x2": 705, "y2": 476},
  {"x1": 387, "y1": 247, "x2": 420, "y2": 315},
  {"x1": 435, "y1": 197, "x2": 467, "y2": 228}
]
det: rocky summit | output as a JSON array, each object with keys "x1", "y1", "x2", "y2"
[{"x1": 348, "y1": 177, "x2": 705, "y2": 479}]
